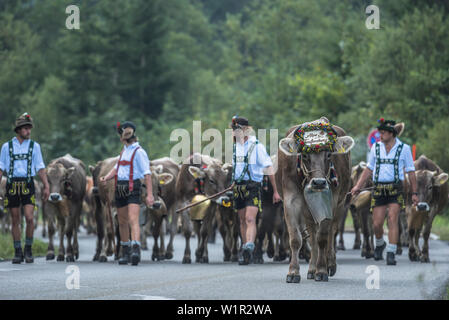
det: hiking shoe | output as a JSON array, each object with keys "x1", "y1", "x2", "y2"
[
  {"x1": 12, "y1": 247, "x2": 24, "y2": 264},
  {"x1": 131, "y1": 244, "x2": 141, "y2": 266},
  {"x1": 374, "y1": 242, "x2": 386, "y2": 261},
  {"x1": 24, "y1": 245, "x2": 34, "y2": 263},
  {"x1": 386, "y1": 252, "x2": 397, "y2": 265},
  {"x1": 119, "y1": 245, "x2": 130, "y2": 265}
]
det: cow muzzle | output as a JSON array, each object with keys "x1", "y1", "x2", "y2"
[
  {"x1": 151, "y1": 201, "x2": 162, "y2": 210},
  {"x1": 216, "y1": 195, "x2": 232, "y2": 208},
  {"x1": 417, "y1": 202, "x2": 430, "y2": 212},
  {"x1": 310, "y1": 178, "x2": 328, "y2": 191},
  {"x1": 92, "y1": 186, "x2": 99, "y2": 195},
  {"x1": 49, "y1": 193, "x2": 63, "y2": 203}
]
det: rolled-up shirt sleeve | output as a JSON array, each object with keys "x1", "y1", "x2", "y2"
[
  {"x1": 137, "y1": 149, "x2": 151, "y2": 176},
  {"x1": 256, "y1": 144, "x2": 273, "y2": 168},
  {"x1": 402, "y1": 144, "x2": 415, "y2": 172},
  {"x1": 0, "y1": 143, "x2": 8, "y2": 172},
  {"x1": 367, "y1": 144, "x2": 376, "y2": 171},
  {"x1": 32, "y1": 142, "x2": 46, "y2": 172}
]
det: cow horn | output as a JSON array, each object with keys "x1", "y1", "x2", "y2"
[{"x1": 395, "y1": 122, "x2": 405, "y2": 137}]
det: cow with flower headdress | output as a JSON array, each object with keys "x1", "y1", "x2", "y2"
[{"x1": 276, "y1": 117, "x2": 354, "y2": 282}]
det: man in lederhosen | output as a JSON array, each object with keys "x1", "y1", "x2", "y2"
[
  {"x1": 0, "y1": 113, "x2": 50, "y2": 264},
  {"x1": 351, "y1": 118, "x2": 418, "y2": 265},
  {"x1": 100, "y1": 121, "x2": 154, "y2": 266},
  {"x1": 231, "y1": 116, "x2": 281, "y2": 265}
]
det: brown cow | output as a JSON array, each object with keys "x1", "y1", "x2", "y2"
[
  {"x1": 149, "y1": 157, "x2": 180, "y2": 260},
  {"x1": 406, "y1": 155, "x2": 448, "y2": 262},
  {"x1": 277, "y1": 117, "x2": 354, "y2": 282},
  {"x1": 89, "y1": 157, "x2": 118, "y2": 262},
  {"x1": 253, "y1": 155, "x2": 291, "y2": 264},
  {"x1": 175, "y1": 153, "x2": 232, "y2": 263},
  {"x1": 214, "y1": 163, "x2": 239, "y2": 262},
  {"x1": 82, "y1": 176, "x2": 97, "y2": 235},
  {"x1": 138, "y1": 167, "x2": 174, "y2": 261},
  {"x1": 44, "y1": 154, "x2": 86, "y2": 262}
]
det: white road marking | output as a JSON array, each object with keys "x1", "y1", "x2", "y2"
[
  {"x1": 0, "y1": 268, "x2": 23, "y2": 272},
  {"x1": 131, "y1": 294, "x2": 175, "y2": 300}
]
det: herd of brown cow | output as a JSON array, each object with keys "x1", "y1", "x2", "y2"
[{"x1": 0, "y1": 117, "x2": 447, "y2": 283}]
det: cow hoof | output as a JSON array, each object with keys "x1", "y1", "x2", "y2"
[
  {"x1": 253, "y1": 257, "x2": 264, "y2": 264},
  {"x1": 396, "y1": 248, "x2": 402, "y2": 255},
  {"x1": 315, "y1": 273, "x2": 329, "y2": 282},
  {"x1": 279, "y1": 253, "x2": 287, "y2": 261},
  {"x1": 267, "y1": 250, "x2": 274, "y2": 259},
  {"x1": 420, "y1": 256, "x2": 430, "y2": 263},
  {"x1": 337, "y1": 244, "x2": 345, "y2": 251},
  {"x1": 151, "y1": 254, "x2": 156, "y2": 261},
  {"x1": 200, "y1": 257, "x2": 209, "y2": 264},
  {"x1": 409, "y1": 251, "x2": 419, "y2": 262},
  {"x1": 182, "y1": 257, "x2": 191, "y2": 264},
  {"x1": 361, "y1": 251, "x2": 366, "y2": 257},
  {"x1": 66, "y1": 256, "x2": 75, "y2": 263},
  {"x1": 158, "y1": 255, "x2": 165, "y2": 261},
  {"x1": 93, "y1": 254, "x2": 99, "y2": 262},
  {"x1": 273, "y1": 256, "x2": 280, "y2": 262},
  {"x1": 353, "y1": 243, "x2": 361, "y2": 250},
  {"x1": 46, "y1": 253, "x2": 55, "y2": 261},
  {"x1": 99, "y1": 256, "x2": 107, "y2": 263},
  {"x1": 75, "y1": 252, "x2": 79, "y2": 260},
  {"x1": 165, "y1": 252, "x2": 173, "y2": 260},
  {"x1": 365, "y1": 253, "x2": 374, "y2": 259},
  {"x1": 307, "y1": 272, "x2": 315, "y2": 280},
  {"x1": 57, "y1": 255, "x2": 65, "y2": 262},
  {"x1": 286, "y1": 274, "x2": 300, "y2": 283},
  {"x1": 328, "y1": 265, "x2": 337, "y2": 277},
  {"x1": 231, "y1": 255, "x2": 239, "y2": 262}
]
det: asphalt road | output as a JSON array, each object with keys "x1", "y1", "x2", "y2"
[{"x1": 0, "y1": 227, "x2": 448, "y2": 300}]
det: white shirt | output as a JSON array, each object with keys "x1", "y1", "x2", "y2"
[
  {"x1": 115, "y1": 142, "x2": 151, "y2": 181},
  {"x1": 367, "y1": 138, "x2": 415, "y2": 182},
  {"x1": 232, "y1": 135, "x2": 272, "y2": 183},
  {"x1": 0, "y1": 137, "x2": 45, "y2": 178}
]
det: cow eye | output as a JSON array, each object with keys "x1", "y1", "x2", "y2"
[{"x1": 209, "y1": 179, "x2": 216, "y2": 185}]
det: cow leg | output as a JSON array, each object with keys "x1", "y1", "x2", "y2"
[
  {"x1": 46, "y1": 208, "x2": 56, "y2": 260},
  {"x1": 152, "y1": 214, "x2": 163, "y2": 261},
  {"x1": 165, "y1": 206, "x2": 176, "y2": 260},
  {"x1": 65, "y1": 215, "x2": 75, "y2": 262},
  {"x1": 231, "y1": 213, "x2": 240, "y2": 262},
  {"x1": 57, "y1": 216, "x2": 66, "y2": 261},
  {"x1": 200, "y1": 214, "x2": 213, "y2": 263},
  {"x1": 420, "y1": 213, "x2": 435, "y2": 263},
  {"x1": 42, "y1": 208, "x2": 47, "y2": 238},
  {"x1": 182, "y1": 211, "x2": 193, "y2": 264},
  {"x1": 284, "y1": 194, "x2": 303, "y2": 283},
  {"x1": 337, "y1": 210, "x2": 347, "y2": 251},
  {"x1": 105, "y1": 205, "x2": 114, "y2": 256},
  {"x1": 73, "y1": 203, "x2": 82, "y2": 260},
  {"x1": 159, "y1": 218, "x2": 166, "y2": 260},
  {"x1": 352, "y1": 207, "x2": 361, "y2": 250},
  {"x1": 92, "y1": 197, "x2": 103, "y2": 261},
  {"x1": 399, "y1": 210, "x2": 409, "y2": 247},
  {"x1": 408, "y1": 227, "x2": 419, "y2": 261},
  {"x1": 315, "y1": 218, "x2": 331, "y2": 282},
  {"x1": 217, "y1": 210, "x2": 230, "y2": 261}
]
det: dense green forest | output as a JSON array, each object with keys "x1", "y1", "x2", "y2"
[{"x1": 1, "y1": 0, "x2": 449, "y2": 172}]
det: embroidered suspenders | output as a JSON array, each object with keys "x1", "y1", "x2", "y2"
[
  {"x1": 232, "y1": 140, "x2": 258, "y2": 183},
  {"x1": 115, "y1": 146, "x2": 141, "y2": 192},
  {"x1": 374, "y1": 142, "x2": 404, "y2": 184},
  {"x1": 7, "y1": 139, "x2": 34, "y2": 184}
]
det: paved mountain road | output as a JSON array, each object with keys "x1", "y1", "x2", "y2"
[{"x1": 0, "y1": 228, "x2": 448, "y2": 300}]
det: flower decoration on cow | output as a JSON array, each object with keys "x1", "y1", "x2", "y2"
[{"x1": 293, "y1": 122, "x2": 338, "y2": 154}]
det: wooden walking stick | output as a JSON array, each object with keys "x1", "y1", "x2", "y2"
[{"x1": 176, "y1": 183, "x2": 235, "y2": 214}]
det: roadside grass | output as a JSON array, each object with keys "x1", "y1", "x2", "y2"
[{"x1": 0, "y1": 231, "x2": 50, "y2": 261}]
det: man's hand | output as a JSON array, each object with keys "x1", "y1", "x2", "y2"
[
  {"x1": 146, "y1": 194, "x2": 155, "y2": 208},
  {"x1": 42, "y1": 186, "x2": 50, "y2": 202},
  {"x1": 412, "y1": 194, "x2": 419, "y2": 206},
  {"x1": 273, "y1": 191, "x2": 282, "y2": 204},
  {"x1": 351, "y1": 185, "x2": 361, "y2": 197}
]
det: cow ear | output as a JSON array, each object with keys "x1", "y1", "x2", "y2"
[
  {"x1": 88, "y1": 165, "x2": 95, "y2": 175},
  {"x1": 332, "y1": 136, "x2": 355, "y2": 154},
  {"x1": 159, "y1": 173, "x2": 174, "y2": 185},
  {"x1": 188, "y1": 166, "x2": 205, "y2": 179},
  {"x1": 434, "y1": 173, "x2": 448, "y2": 186},
  {"x1": 222, "y1": 163, "x2": 232, "y2": 173},
  {"x1": 279, "y1": 138, "x2": 298, "y2": 156}
]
